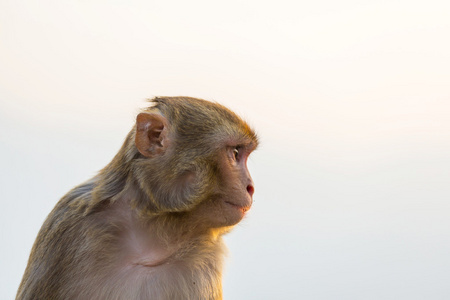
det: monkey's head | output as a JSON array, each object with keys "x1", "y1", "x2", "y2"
[{"x1": 130, "y1": 97, "x2": 258, "y2": 227}]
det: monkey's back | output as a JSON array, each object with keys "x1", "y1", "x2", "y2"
[{"x1": 16, "y1": 180, "x2": 118, "y2": 299}]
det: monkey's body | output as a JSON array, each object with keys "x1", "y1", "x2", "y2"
[
  {"x1": 18, "y1": 185, "x2": 224, "y2": 299},
  {"x1": 17, "y1": 97, "x2": 257, "y2": 300}
]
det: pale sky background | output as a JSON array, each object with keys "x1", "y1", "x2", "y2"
[{"x1": 1, "y1": 0, "x2": 450, "y2": 299}]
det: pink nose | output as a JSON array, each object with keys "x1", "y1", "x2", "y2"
[{"x1": 246, "y1": 184, "x2": 254, "y2": 197}]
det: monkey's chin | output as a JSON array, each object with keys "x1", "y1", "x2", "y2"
[{"x1": 220, "y1": 200, "x2": 252, "y2": 226}]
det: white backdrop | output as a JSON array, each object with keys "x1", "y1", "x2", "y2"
[{"x1": 1, "y1": 1, "x2": 450, "y2": 299}]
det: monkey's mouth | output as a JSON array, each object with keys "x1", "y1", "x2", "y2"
[{"x1": 224, "y1": 201, "x2": 251, "y2": 213}]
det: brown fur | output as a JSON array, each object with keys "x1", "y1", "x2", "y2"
[{"x1": 17, "y1": 97, "x2": 258, "y2": 300}]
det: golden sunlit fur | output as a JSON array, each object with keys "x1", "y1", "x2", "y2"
[{"x1": 17, "y1": 97, "x2": 258, "y2": 300}]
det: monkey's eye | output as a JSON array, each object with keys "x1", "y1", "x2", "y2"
[{"x1": 233, "y1": 147, "x2": 240, "y2": 160}]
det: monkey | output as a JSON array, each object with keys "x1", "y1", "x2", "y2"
[{"x1": 16, "y1": 97, "x2": 258, "y2": 300}]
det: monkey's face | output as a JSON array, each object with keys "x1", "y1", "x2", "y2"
[{"x1": 193, "y1": 144, "x2": 255, "y2": 228}]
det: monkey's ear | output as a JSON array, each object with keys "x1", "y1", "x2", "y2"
[{"x1": 135, "y1": 113, "x2": 169, "y2": 158}]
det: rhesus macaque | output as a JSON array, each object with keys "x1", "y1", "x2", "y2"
[{"x1": 17, "y1": 97, "x2": 258, "y2": 300}]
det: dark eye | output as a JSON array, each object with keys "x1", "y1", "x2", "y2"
[{"x1": 233, "y1": 147, "x2": 239, "y2": 160}]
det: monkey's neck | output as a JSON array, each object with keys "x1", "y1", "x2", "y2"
[{"x1": 111, "y1": 194, "x2": 224, "y2": 267}]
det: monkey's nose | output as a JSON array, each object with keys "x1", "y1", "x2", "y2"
[{"x1": 246, "y1": 184, "x2": 254, "y2": 197}]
